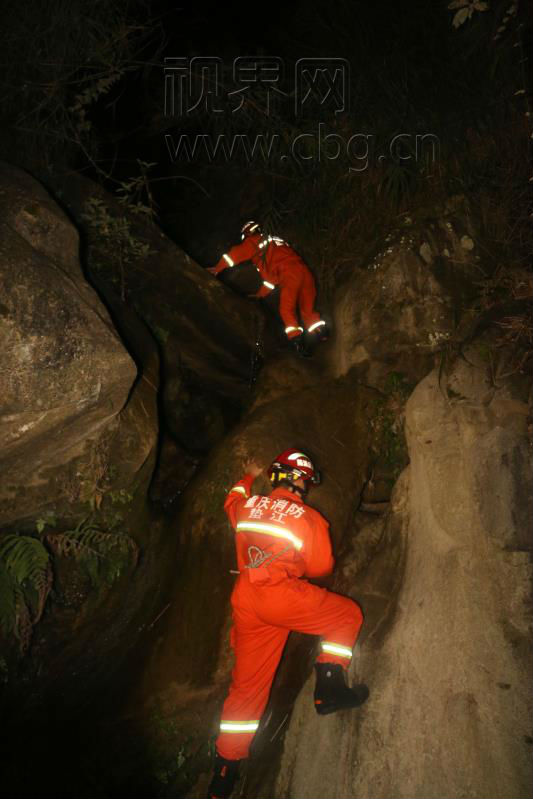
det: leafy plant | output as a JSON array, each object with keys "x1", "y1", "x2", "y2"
[
  {"x1": 69, "y1": 69, "x2": 125, "y2": 141},
  {"x1": 370, "y1": 373, "x2": 412, "y2": 485},
  {"x1": 46, "y1": 517, "x2": 138, "y2": 588},
  {"x1": 81, "y1": 195, "x2": 154, "y2": 300},
  {"x1": 0, "y1": 535, "x2": 53, "y2": 652},
  {"x1": 109, "y1": 488, "x2": 134, "y2": 505},
  {"x1": 370, "y1": 401, "x2": 409, "y2": 483},
  {"x1": 0, "y1": 518, "x2": 138, "y2": 653},
  {"x1": 448, "y1": 0, "x2": 489, "y2": 29},
  {"x1": 1, "y1": 0, "x2": 161, "y2": 171},
  {"x1": 35, "y1": 512, "x2": 57, "y2": 534},
  {"x1": 116, "y1": 160, "x2": 158, "y2": 220},
  {"x1": 383, "y1": 371, "x2": 414, "y2": 401}
]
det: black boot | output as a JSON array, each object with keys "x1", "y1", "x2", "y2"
[
  {"x1": 314, "y1": 663, "x2": 369, "y2": 715},
  {"x1": 206, "y1": 754, "x2": 240, "y2": 799},
  {"x1": 290, "y1": 335, "x2": 311, "y2": 358}
]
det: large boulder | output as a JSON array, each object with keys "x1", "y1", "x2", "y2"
[
  {"x1": 0, "y1": 164, "x2": 163, "y2": 714},
  {"x1": 0, "y1": 162, "x2": 139, "y2": 527}
]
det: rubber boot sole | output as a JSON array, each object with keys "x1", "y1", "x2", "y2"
[{"x1": 315, "y1": 685, "x2": 370, "y2": 715}]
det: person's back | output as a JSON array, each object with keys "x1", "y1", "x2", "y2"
[{"x1": 231, "y1": 487, "x2": 330, "y2": 584}]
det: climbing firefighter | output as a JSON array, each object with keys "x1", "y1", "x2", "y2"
[
  {"x1": 206, "y1": 449, "x2": 369, "y2": 799},
  {"x1": 208, "y1": 220, "x2": 329, "y2": 356}
]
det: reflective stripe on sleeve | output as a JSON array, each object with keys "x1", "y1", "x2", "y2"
[
  {"x1": 258, "y1": 235, "x2": 287, "y2": 249},
  {"x1": 220, "y1": 720, "x2": 260, "y2": 733},
  {"x1": 263, "y1": 280, "x2": 275, "y2": 290},
  {"x1": 236, "y1": 521, "x2": 303, "y2": 550},
  {"x1": 321, "y1": 641, "x2": 353, "y2": 659},
  {"x1": 308, "y1": 320, "x2": 326, "y2": 333},
  {"x1": 223, "y1": 254, "x2": 235, "y2": 267},
  {"x1": 229, "y1": 485, "x2": 248, "y2": 497}
]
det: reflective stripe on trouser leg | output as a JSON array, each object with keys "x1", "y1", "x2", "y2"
[
  {"x1": 298, "y1": 267, "x2": 322, "y2": 331},
  {"x1": 278, "y1": 268, "x2": 305, "y2": 336},
  {"x1": 320, "y1": 640, "x2": 353, "y2": 660},
  {"x1": 216, "y1": 620, "x2": 289, "y2": 761},
  {"x1": 314, "y1": 595, "x2": 363, "y2": 668},
  {"x1": 219, "y1": 720, "x2": 259, "y2": 733},
  {"x1": 285, "y1": 325, "x2": 303, "y2": 339}
]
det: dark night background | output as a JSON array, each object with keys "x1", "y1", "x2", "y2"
[
  {"x1": 2, "y1": 0, "x2": 531, "y2": 275},
  {"x1": 0, "y1": 1, "x2": 531, "y2": 797}
]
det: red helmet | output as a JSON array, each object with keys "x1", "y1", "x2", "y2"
[
  {"x1": 268, "y1": 448, "x2": 321, "y2": 486},
  {"x1": 241, "y1": 220, "x2": 261, "y2": 240}
]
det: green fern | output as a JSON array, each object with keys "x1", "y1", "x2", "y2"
[
  {"x1": 0, "y1": 518, "x2": 138, "y2": 652},
  {"x1": 0, "y1": 559, "x2": 18, "y2": 636},
  {"x1": 46, "y1": 517, "x2": 138, "y2": 587},
  {"x1": 46, "y1": 516, "x2": 137, "y2": 558},
  {"x1": 0, "y1": 535, "x2": 51, "y2": 588},
  {"x1": 0, "y1": 535, "x2": 53, "y2": 651}
]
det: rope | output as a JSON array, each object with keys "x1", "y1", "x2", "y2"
[{"x1": 245, "y1": 544, "x2": 292, "y2": 570}]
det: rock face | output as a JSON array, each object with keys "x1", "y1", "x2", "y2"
[
  {"x1": 51, "y1": 171, "x2": 267, "y2": 406},
  {"x1": 0, "y1": 163, "x2": 164, "y2": 724},
  {"x1": 276, "y1": 342, "x2": 532, "y2": 799},
  {"x1": 2, "y1": 164, "x2": 531, "y2": 799},
  {"x1": 333, "y1": 206, "x2": 479, "y2": 388},
  {"x1": 0, "y1": 162, "x2": 138, "y2": 526}
]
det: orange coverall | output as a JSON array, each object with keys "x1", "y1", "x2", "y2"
[
  {"x1": 212, "y1": 234, "x2": 323, "y2": 339},
  {"x1": 215, "y1": 473, "x2": 363, "y2": 761}
]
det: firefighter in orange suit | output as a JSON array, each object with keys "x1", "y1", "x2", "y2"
[
  {"x1": 207, "y1": 449, "x2": 369, "y2": 799},
  {"x1": 209, "y1": 221, "x2": 329, "y2": 356}
]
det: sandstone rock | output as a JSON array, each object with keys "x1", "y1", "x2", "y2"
[
  {"x1": 0, "y1": 163, "x2": 138, "y2": 526},
  {"x1": 276, "y1": 348, "x2": 532, "y2": 799},
  {"x1": 407, "y1": 339, "x2": 531, "y2": 552},
  {"x1": 0, "y1": 164, "x2": 164, "y2": 740},
  {"x1": 333, "y1": 209, "x2": 479, "y2": 388}
]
